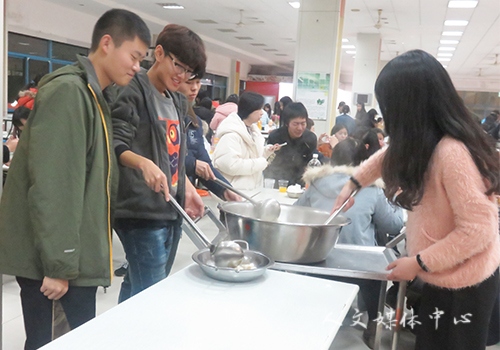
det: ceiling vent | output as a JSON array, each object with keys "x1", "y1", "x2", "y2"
[
  {"x1": 251, "y1": 43, "x2": 267, "y2": 46},
  {"x1": 235, "y1": 36, "x2": 253, "y2": 40},
  {"x1": 217, "y1": 29, "x2": 237, "y2": 33}
]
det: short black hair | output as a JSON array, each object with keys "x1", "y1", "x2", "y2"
[
  {"x1": 342, "y1": 105, "x2": 350, "y2": 114},
  {"x1": 338, "y1": 101, "x2": 345, "y2": 108},
  {"x1": 200, "y1": 97, "x2": 213, "y2": 110},
  {"x1": 281, "y1": 102, "x2": 308, "y2": 127},
  {"x1": 331, "y1": 138, "x2": 358, "y2": 166},
  {"x1": 12, "y1": 106, "x2": 31, "y2": 128},
  {"x1": 331, "y1": 123, "x2": 347, "y2": 136},
  {"x1": 225, "y1": 94, "x2": 239, "y2": 104},
  {"x1": 238, "y1": 92, "x2": 264, "y2": 120},
  {"x1": 156, "y1": 24, "x2": 207, "y2": 78},
  {"x1": 90, "y1": 9, "x2": 151, "y2": 52}
]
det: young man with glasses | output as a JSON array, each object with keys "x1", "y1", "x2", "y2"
[{"x1": 109, "y1": 24, "x2": 206, "y2": 302}]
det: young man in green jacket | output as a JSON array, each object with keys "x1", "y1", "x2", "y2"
[{"x1": 0, "y1": 9, "x2": 150, "y2": 350}]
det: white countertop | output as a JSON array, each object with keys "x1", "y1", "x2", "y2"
[{"x1": 41, "y1": 265, "x2": 358, "y2": 350}]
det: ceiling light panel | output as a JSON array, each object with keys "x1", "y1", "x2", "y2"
[
  {"x1": 444, "y1": 20, "x2": 469, "y2": 26},
  {"x1": 439, "y1": 47, "x2": 456, "y2": 51},
  {"x1": 440, "y1": 39, "x2": 459, "y2": 44},
  {"x1": 157, "y1": 3, "x2": 184, "y2": 9},
  {"x1": 437, "y1": 57, "x2": 452, "y2": 61},
  {"x1": 288, "y1": 2, "x2": 300, "y2": 9},
  {"x1": 342, "y1": 45, "x2": 355, "y2": 49},
  {"x1": 448, "y1": 1, "x2": 478, "y2": 8},
  {"x1": 342, "y1": 38, "x2": 349, "y2": 43},
  {"x1": 438, "y1": 53, "x2": 453, "y2": 57},
  {"x1": 442, "y1": 31, "x2": 463, "y2": 36},
  {"x1": 346, "y1": 51, "x2": 356, "y2": 54}
]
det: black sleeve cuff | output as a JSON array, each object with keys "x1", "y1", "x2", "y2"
[{"x1": 115, "y1": 144, "x2": 130, "y2": 160}]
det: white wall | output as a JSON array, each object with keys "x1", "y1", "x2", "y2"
[{"x1": 6, "y1": 0, "x2": 248, "y2": 80}]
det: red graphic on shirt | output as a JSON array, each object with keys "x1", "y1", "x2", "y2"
[{"x1": 165, "y1": 120, "x2": 180, "y2": 188}]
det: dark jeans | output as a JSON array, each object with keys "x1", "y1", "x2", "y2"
[
  {"x1": 16, "y1": 277, "x2": 97, "y2": 350},
  {"x1": 115, "y1": 222, "x2": 181, "y2": 303},
  {"x1": 415, "y1": 268, "x2": 500, "y2": 350}
]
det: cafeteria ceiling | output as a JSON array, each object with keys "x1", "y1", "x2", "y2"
[{"x1": 40, "y1": 0, "x2": 500, "y2": 82}]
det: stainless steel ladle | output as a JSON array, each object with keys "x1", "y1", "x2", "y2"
[
  {"x1": 168, "y1": 194, "x2": 245, "y2": 268},
  {"x1": 212, "y1": 178, "x2": 281, "y2": 222}
]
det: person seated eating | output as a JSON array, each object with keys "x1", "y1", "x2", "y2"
[{"x1": 264, "y1": 102, "x2": 318, "y2": 187}]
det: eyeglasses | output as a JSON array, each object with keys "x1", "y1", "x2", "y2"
[{"x1": 167, "y1": 53, "x2": 194, "y2": 78}]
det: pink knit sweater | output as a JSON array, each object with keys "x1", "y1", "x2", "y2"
[{"x1": 355, "y1": 137, "x2": 500, "y2": 289}]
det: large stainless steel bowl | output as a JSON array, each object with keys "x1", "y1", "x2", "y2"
[
  {"x1": 192, "y1": 248, "x2": 273, "y2": 282},
  {"x1": 218, "y1": 202, "x2": 351, "y2": 264}
]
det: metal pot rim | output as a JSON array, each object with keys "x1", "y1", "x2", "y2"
[{"x1": 218, "y1": 202, "x2": 352, "y2": 227}]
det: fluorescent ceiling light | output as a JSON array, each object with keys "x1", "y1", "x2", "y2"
[
  {"x1": 19, "y1": 42, "x2": 30, "y2": 46},
  {"x1": 442, "y1": 65, "x2": 448, "y2": 68},
  {"x1": 439, "y1": 46, "x2": 456, "y2": 51},
  {"x1": 288, "y1": 1, "x2": 300, "y2": 8},
  {"x1": 440, "y1": 39, "x2": 459, "y2": 44},
  {"x1": 444, "y1": 20, "x2": 468, "y2": 26},
  {"x1": 342, "y1": 38, "x2": 349, "y2": 43},
  {"x1": 437, "y1": 57, "x2": 451, "y2": 62},
  {"x1": 161, "y1": 3, "x2": 184, "y2": 9},
  {"x1": 448, "y1": 1, "x2": 477, "y2": 8},
  {"x1": 342, "y1": 45, "x2": 355, "y2": 49},
  {"x1": 438, "y1": 53, "x2": 453, "y2": 57},
  {"x1": 442, "y1": 31, "x2": 463, "y2": 36},
  {"x1": 346, "y1": 51, "x2": 356, "y2": 54}
]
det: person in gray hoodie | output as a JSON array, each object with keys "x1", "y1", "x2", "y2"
[
  {"x1": 296, "y1": 134, "x2": 403, "y2": 246},
  {"x1": 295, "y1": 134, "x2": 404, "y2": 348}
]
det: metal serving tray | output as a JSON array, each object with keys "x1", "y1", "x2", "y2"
[{"x1": 272, "y1": 244, "x2": 397, "y2": 281}]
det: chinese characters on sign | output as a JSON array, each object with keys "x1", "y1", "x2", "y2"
[{"x1": 351, "y1": 307, "x2": 472, "y2": 331}]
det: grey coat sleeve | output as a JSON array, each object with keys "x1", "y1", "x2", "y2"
[{"x1": 372, "y1": 189, "x2": 405, "y2": 238}]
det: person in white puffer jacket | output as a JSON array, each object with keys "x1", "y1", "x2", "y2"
[{"x1": 213, "y1": 92, "x2": 280, "y2": 190}]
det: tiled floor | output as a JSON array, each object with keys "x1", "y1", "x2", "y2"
[{"x1": 2, "y1": 194, "x2": 500, "y2": 349}]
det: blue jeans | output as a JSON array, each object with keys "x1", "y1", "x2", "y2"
[{"x1": 115, "y1": 222, "x2": 181, "y2": 303}]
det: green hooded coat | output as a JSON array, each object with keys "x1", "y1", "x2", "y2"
[{"x1": 0, "y1": 56, "x2": 118, "y2": 287}]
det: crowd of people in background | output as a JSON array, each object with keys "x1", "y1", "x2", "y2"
[{"x1": 2, "y1": 8, "x2": 500, "y2": 350}]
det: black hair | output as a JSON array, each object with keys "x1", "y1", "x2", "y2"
[
  {"x1": 273, "y1": 101, "x2": 281, "y2": 116},
  {"x1": 12, "y1": 106, "x2": 31, "y2": 137},
  {"x1": 374, "y1": 128, "x2": 386, "y2": 138},
  {"x1": 279, "y1": 96, "x2": 293, "y2": 109},
  {"x1": 342, "y1": 105, "x2": 350, "y2": 114},
  {"x1": 281, "y1": 102, "x2": 308, "y2": 127},
  {"x1": 225, "y1": 94, "x2": 239, "y2": 104},
  {"x1": 156, "y1": 24, "x2": 207, "y2": 78},
  {"x1": 330, "y1": 132, "x2": 380, "y2": 166},
  {"x1": 338, "y1": 101, "x2": 346, "y2": 108},
  {"x1": 376, "y1": 49, "x2": 500, "y2": 210},
  {"x1": 238, "y1": 92, "x2": 264, "y2": 120},
  {"x1": 356, "y1": 129, "x2": 381, "y2": 162},
  {"x1": 90, "y1": 9, "x2": 151, "y2": 52},
  {"x1": 306, "y1": 118, "x2": 314, "y2": 130},
  {"x1": 356, "y1": 108, "x2": 379, "y2": 129},
  {"x1": 200, "y1": 97, "x2": 212, "y2": 110},
  {"x1": 330, "y1": 123, "x2": 347, "y2": 136},
  {"x1": 331, "y1": 139, "x2": 357, "y2": 166},
  {"x1": 264, "y1": 103, "x2": 272, "y2": 118}
]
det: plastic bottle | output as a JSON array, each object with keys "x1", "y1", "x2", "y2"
[{"x1": 307, "y1": 153, "x2": 321, "y2": 168}]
